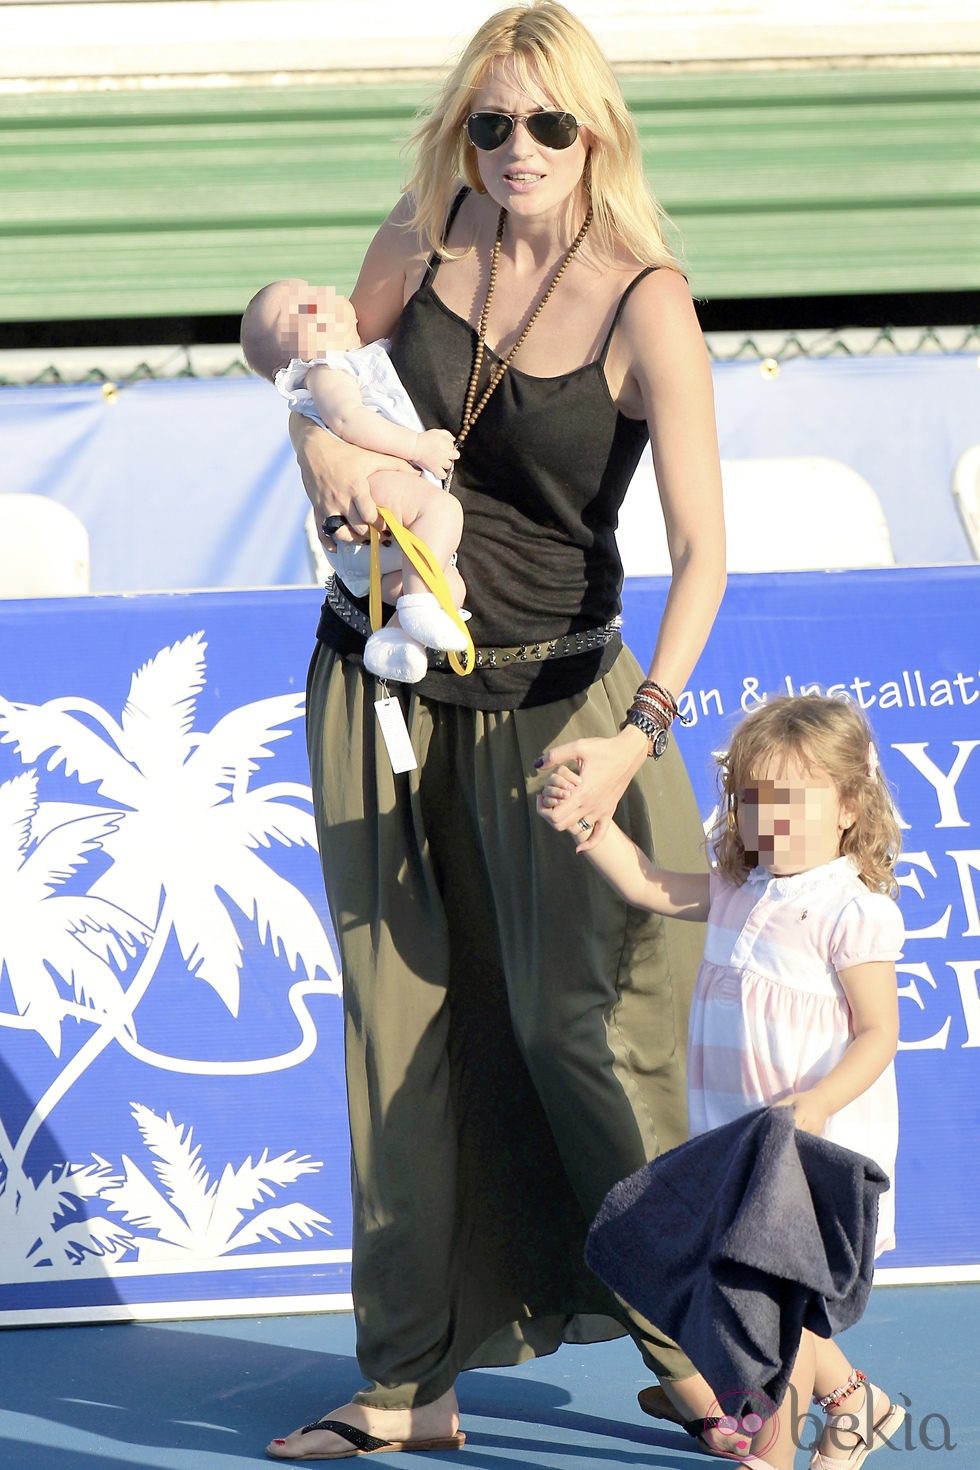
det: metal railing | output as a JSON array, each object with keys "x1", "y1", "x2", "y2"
[{"x1": 2, "y1": 325, "x2": 979, "y2": 388}]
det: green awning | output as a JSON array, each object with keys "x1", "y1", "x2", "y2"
[{"x1": 1, "y1": 67, "x2": 977, "y2": 323}]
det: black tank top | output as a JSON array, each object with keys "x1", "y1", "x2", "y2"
[{"x1": 316, "y1": 190, "x2": 658, "y2": 710}]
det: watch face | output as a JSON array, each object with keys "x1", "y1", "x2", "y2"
[{"x1": 652, "y1": 728, "x2": 670, "y2": 759}]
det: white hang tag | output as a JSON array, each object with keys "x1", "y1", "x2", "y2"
[{"x1": 374, "y1": 691, "x2": 418, "y2": 773}]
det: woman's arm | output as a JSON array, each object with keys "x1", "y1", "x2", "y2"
[
  {"x1": 626, "y1": 269, "x2": 727, "y2": 696},
  {"x1": 289, "y1": 414, "x2": 407, "y2": 545},
  {"x1": 349, "y1": 193, "x2": 426, "y2": 343},
  {"x1": 293, "y1": 195, "x2": 428, "y2": 541},
  {"x1": 536, "y1": 270, "x2": 726, "y2": 847},
  {"x1": 776, "y1": 961, "x2": 900, "y2": 1134}
]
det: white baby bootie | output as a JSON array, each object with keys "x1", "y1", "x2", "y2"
[
  {"x1": 395, "y1": 593, "x2": 469, "y2": 653},
  {"x1": 363, "y1": 626, "x2": 429, "y2": 684}
]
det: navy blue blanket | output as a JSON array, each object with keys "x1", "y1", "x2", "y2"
[{"x1": 585, "y1": 1106, "x2": 887, "y2": 1415}]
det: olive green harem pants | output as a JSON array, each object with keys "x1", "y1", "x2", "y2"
[{"x1": 306, "y1": 639, "x2": 707, "y2": 1408}]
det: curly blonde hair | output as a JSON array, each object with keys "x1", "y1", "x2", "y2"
[
  {"x1": 404, "y1": 0, "x2": 680, "y2": 269},
  {"x1": 711, "y1": 695, "x2": 902, "y2": 896}
]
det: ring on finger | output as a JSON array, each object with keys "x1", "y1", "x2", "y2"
[
  {"x1": 578, "y1": 818, "x2": 592, "y2": 833},
  {"x1": 321, "y1": 514, "x2": 348, "y2": 537}
]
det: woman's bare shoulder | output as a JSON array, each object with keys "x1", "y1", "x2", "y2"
[
  {"x1": 351, "y1": 195, "x2": 430, "y2": 339},
  {"x1": 619, "y1": 267, "x2": 706, "y2": 363},
  {"x1": 624, "y1": 265, "x2": 697, "y2": 318},
  {"x1": 602, "y1": 265, "x2": 709, "y2": 415},
  {"x1": 368, "y1": 193, "x2": 428, "y2": 270}
]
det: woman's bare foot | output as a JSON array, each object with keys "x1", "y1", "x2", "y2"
[
  {"x1": 266, "y1": 1386, "x2": 460, "y2": 1461},
  {"x1": 657, "y1": 1375, "x2": 763, "y2": 1459}
]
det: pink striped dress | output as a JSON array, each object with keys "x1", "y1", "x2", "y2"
[{"x1": 688, "y1": 855, "x2": 904, "y2": 1255}]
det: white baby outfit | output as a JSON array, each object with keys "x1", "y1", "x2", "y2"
[
  {"x1": 276, "y1": 341, "x2": 440, "y2": 597},
  {"x1": 688, "y1": 855, "x2": 904, "y2": 1255}
]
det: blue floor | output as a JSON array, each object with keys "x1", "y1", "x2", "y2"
[{"x1": 1, "y1": 1286, "x2": 977, "y2": 1468}]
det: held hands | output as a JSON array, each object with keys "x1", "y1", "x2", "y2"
[
  {"x1": 536, "y1": 767, "x2": 592, "y2": 847},
  {"x1": 413, "y1": 428, "x2": 459, "y2": 479},
  {"x1": 774, "y1": 1090, "x2": 831, "y2": 1136},
  {"x1": 533, "y1": 727, "x2": 648, "y2": 852}
]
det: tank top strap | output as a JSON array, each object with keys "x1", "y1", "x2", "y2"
[
  {"x1": 421, "y1": 186, "x2": 471, "y2": 285},
  {"x1": 598, "y1": 265, "x2": 660, "y2": 365}
]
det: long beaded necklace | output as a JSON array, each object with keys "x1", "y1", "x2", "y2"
[{"x1": 443, "y1": 202, "x2": 593, "y2": 492}]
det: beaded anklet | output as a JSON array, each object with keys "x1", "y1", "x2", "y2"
[{"x1": 815, "y1": 1368, "x2": 867, "y2": 1411}]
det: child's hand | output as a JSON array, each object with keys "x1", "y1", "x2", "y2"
[
  {"x1": 774, "y1": 1090, "x2": 831, "y2": 1136},
  {"x1": 536, "y1": 768, "x2": 589, "y2": 843},
  {"x1": 413, "y1": 429, "x2": 459, "y2": 478}
]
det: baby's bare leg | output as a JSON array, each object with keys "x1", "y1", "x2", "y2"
[
  {"x1": 445, "y1": 566, "x2": 465, "y2": 607},
  {"x1": 368, "y1": 470, "x2": 463, "y2": 601},
  {"x1": 379, "y1": 566, "x2": 462, "y2": 607},
  {"x1": 368, "y1": 469, "x2": 467, "y2": 652},
  {"x1": 379, "y1": 570, "x2": 404, "y2": 604}
]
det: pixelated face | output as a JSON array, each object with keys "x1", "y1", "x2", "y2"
[
  {"x1": 736, "y1": 750, "x2": 854, "y2": 876},
  {"x1": 282, "y1": 282, "x2": 359, "y2": 358}
]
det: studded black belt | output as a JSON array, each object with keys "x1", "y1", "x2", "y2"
[{"x1": 324, "y1": 576, "x2": 622, "y2": 670}]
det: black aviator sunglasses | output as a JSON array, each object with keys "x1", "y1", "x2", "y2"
[{"x1": 465, "y1": 110, "x2": 583, "y2": 152}]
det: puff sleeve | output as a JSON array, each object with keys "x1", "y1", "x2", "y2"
[{"x1": 829, "y1": 891, "x2": 905, "y2": 972}]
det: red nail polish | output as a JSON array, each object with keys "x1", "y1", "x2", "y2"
[{"x1": 273, "y1": 1439, "x2": 286, "y2": 1445}]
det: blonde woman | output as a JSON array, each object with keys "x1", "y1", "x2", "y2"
[
  {"x1": 268, "y1": 1, "x2": 727, "y2": 1460},
  {"x1": 539, "y1": 694, "x2": 907, "y2": 1470}
]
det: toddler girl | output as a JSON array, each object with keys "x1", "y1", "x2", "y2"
[{"x1": 538, "y1": 693, "x2": 907, "y2": 1470}]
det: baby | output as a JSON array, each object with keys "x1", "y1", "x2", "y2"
[{"x1": 240, "y1": 278, "x2": 468, "y2": 683}]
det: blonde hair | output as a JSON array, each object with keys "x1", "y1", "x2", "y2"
[
  {"x1": 711, "y1": 695, "x2": 902, "y2": 896},
  {"x1": 405, "y1": 0, "x2": 680, "y2": 269}
]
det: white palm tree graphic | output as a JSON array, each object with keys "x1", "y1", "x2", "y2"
[
  {"x1": 0, "y1": 769, "x2": 147, "y2": 1056},
  {"x1": 104, "y1": 1103, "x2": 331, "y2": 1260},
  {"x1": 0, "y1": 632, "x2": 339, "y2": 1183},
  {"x1": 0, "y1": 1128, "x2": 133, "y2": 1275}
]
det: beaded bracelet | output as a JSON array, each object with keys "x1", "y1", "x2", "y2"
[
  {"x1": 632, "y1": 692, "x2": 673, "y2": 731},
  {"x1": 637, "y1": 680, "x2": 693, "y2": 726}
]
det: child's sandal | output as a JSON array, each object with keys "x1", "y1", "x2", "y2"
[{"x1": 809, "y1": 1376, "x2": 906, "y2": 1469}]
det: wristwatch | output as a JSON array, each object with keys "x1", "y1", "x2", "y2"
[
  {"x1": 624, "y1": 708, "x2": 671, "y2": 758},
  {"x1": 650, "y1": 727, "x2": 670, "y2": 759}
]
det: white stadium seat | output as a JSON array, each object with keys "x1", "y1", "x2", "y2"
[
  {"x1": 616, "y1": 455, "x2": 896, "y2": 577},
  {"x1": 951, "y1": 445, "x2": 980, "y2": 559},
  {"x1": 0, "y1": 494, "x2": 91, "y2": 597}
]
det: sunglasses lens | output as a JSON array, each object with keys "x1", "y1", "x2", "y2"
[
  {"x1": 467, "y1": 113, "x2": 514, "y2": 151},
  {"x1": 466, "y1": 111, "x2": 579, "y2": 151},
  {"x1": 526, "y1": 111, "x2": 579, "y2": 149}
]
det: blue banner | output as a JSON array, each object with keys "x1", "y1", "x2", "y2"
[
  {"x1": 1, "y1": 350, "x2": 976, "y2": 595},
  {"x1": 0, "y1": 568, "x2": 977, "y2": 1324}
]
